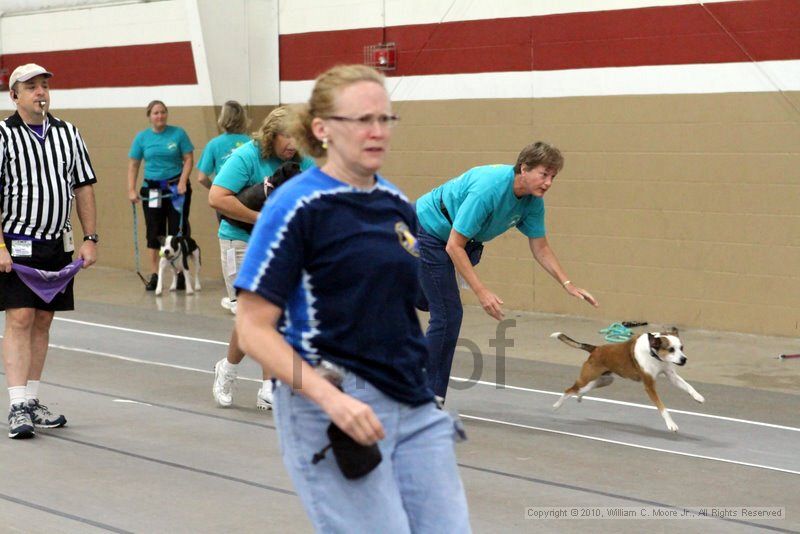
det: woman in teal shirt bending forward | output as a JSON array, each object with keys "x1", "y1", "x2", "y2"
[
  {"x1": 127, "y1": 100, "x2": 194, "y2": 290},
  {"x1": 416, "y1": 142, "x2": 598, "y2": 401},
  {"x1": 208, "y1": 106, "x2": 315, "y2": 410}
]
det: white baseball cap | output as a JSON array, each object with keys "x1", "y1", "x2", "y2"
[{"x1": 9, "y1": 63, "x2": 53, "y2": 89}]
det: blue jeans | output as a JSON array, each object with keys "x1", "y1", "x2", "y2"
[
  {"x1": 274, "y1": 372, "x2": 470, "y2": 533},
  {"x1": 417, "y1": 225, "x2": 483, "y2": 398}
]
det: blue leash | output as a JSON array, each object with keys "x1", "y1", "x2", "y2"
[
  {"x1": 599, "y1": 322, "x2": 633, "y2": 343},
  {"x1": 131, "y1": 204, "x2": 148, "y2": 286}
]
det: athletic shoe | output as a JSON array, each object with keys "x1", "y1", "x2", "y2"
[
  {"x1": 145, "y1": 273, "x2": 158, "y2": 291},
  {"x1": 221, "y1": 297, "x2": 237, "y2": 315},
  {"x1": 176, "y1": 272, "x2": 186, "y2": 291},
  {"x1": 28, "y1": 399, "x2": 67, "y2": 428},
  {"x1": 256, "y1": 381, "x2": 273, "y2": 411},
  {"x1": 8, "y1": 403, "x2": 35, "y2": 439},
  {"x1": 213, "y1": 358, "x2": 237, "y2": 407}
]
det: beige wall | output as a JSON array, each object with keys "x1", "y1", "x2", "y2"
[
  {"x1": 63, "y1": 92, "x2": 799, "y2": 336},
  {"x1": 386, "y1": 93, "x2": 800, "y2": 337}
]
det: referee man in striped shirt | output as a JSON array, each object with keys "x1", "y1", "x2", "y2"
[{"x1": 0, "y1": 63, "x2": 98, "y2": 439}]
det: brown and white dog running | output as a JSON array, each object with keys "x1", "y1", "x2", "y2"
[{"x1": 550, "y1": 329, "x2": 704, "y2": 432}]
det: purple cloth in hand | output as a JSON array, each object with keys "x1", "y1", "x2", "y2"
[{"x1": 11, "y1": 259, "x2": 83, "y2": 303}]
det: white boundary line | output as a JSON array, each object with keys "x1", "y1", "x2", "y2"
[
  {"x1": 53, "y1": 317, "x2": 228, "y2": 346},
  {"x1": 459, "y1": 414, "x2": 800, "y2": 476},
  {"x1": 49, "y1": 317, "x2": 800, "y2": 433},
  {"x1": 27, "y1": 334, "x2": 799, "y2": 476},
  {"x1": 45, "y1": 343, "x2": 261, "y2": 384},
  {"x1": 450, "y1": 378, "x2": 800, "y2": 433}
]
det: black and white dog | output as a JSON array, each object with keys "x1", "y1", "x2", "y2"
[
  {"x1": 219, "y1": 160, "x2": 302, "y2": 233},
  {"x1": 156, "y1": 235, "x2": 202, "y2": 296}
]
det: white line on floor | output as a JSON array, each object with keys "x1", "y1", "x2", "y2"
[
  {"x1": 38, "y1": 339, "x2": 800, "y2": 476},
  {"x1": 47, "y1": 343, "x2": 261, "y2": 383},
  {"x1": 53, "y1": 317, "x2": 229, "y2": 346},
  {"x1": 450, "y1": 377, "x2": 800, "y2": 433},
  {"x1": 113, "y1": 399, "x2": 153, "y2": 406},
  {"x1": 459, "y1": 414, "x2": 800, "y2": 476},
  {"x1": 46, "y1": 319, "x2": 800, "y2": 433}
]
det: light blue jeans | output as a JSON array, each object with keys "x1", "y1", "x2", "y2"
[{"x1": 274, "y1": 371, "x2": 471, "y2": 533}]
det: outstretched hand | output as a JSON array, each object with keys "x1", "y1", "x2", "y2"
[
  {"x1": 565, "y1": 283, "x2": 598, "y2": 307},
  {"x1": 477, "y1": 288, "x2": 505, "y2": 320}
]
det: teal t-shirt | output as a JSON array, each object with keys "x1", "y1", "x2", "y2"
[
  {"x1": 416, "y1": 164, "x2": 545, "y2": 243},
  {"x1": 129, "y1": 125, "x2": 194, "y2": 181},
  {"x1": 213, "y1": 141, "x2": 316, "y2": 242},
  {"x1": 197, "y1": 132, "x2": 251, "y2": 177}
]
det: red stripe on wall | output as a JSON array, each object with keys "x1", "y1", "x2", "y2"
[
  {"x1": 279, "y1": 0, "x2": 800, "y2": 81},
  {"x1": 1, "y1": 42, "x2": 197, "y2": 89}
]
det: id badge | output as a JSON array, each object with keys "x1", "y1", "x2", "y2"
[
  {"x1": 148, "y1": 188, "x2": 162, "y2": 208},
  {"x1": 456, "y1": 272, "x2": 470, "y2": 291},
  {"x1": 225, "y1": 247, "x2": 238, "y2": 277},
  {"x1": 62, "y1": 229, "x2": 75, "y2": 252},
  {"x1": 11, "y1": 239, "x2": 33, "y2": 257}
]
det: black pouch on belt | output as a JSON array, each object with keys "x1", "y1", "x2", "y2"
[
  {"x1": 328, "y1": 422, "x2": 382, "y2": 479},
  {"x1": 310, "y1": 374, "x2": 383, "y2": 480},
  {"x1": 311, "y1": 422, "x2": 383, "y2": 480}
]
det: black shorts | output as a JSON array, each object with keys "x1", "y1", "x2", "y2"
[
  {"x1": 0, "y1": 236, "x2": 75, "y2": 312},
  {"x1": 141, "y1": 178, "x2": 192, "y2": 249}
]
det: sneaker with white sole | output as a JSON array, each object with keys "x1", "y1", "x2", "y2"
[
  {"x1": 220, "y1": 297, "x2": 237, "y2": 315},
  {"x1": 8, "y1": 403, "x2": 35, "y2": 439},
  {"x1": 28, "y1": 399, "x2": 67, "y2": 428},
  {"x1": 213, "y1": 359, "x2": 237, "y2": 407},
  {"x1": 256, "y1": 381, "x2": 273, "y2": 411}
]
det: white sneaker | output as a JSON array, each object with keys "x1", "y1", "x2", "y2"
[
  {"x1": 256, "y1": 380, "x2": 273, "y2": 411},
  {"x1": 213, "y1": 359, "x2": 237, "y2": 407},
  {"x1": 220, "y1": 297, "x2": 237, "y2": 315}
]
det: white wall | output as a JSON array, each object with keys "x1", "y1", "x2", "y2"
[
  {"x1": 0, "y1": 0, "x2": 189, "y2": 52},
  {"x1": 195, "y1": 0, "x2": 279, "y2": 106},
  {"x1": 277, "y1": 0, "x2": 736, "y2": 34},
  {"x1": 0, "y1": 0, "x2": 282, "y2": 108}
]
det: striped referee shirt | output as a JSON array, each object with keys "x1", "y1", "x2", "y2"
[{"x1": 0, "y1": 111, "x2": 97, "y2": 240}]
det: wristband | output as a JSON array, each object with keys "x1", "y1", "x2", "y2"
[
  {"x1": 562, "y1": 280, "x2": 571, "y2": 287},
  {"x1": 0, "y1": 243, "x2": 5, "y2": 249}
]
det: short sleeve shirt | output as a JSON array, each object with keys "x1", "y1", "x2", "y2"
[
  {"x1": 234, "y1": 167, "x2": 433, "y2": 406},
  {"x1": 197, "y1": 132, "x2": 250, "y2": 176},
  {"x1": 129, "y1": 125, "x2": 194, "y2": 181},
  {"x1": 416, "y1": 164, "x2": 545, "y2": 243},
  {"x1": 212, "y1": 141, "x2": 315, "y2": 242}
]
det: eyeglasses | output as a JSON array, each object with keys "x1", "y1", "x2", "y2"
[{"x1": 327, "y1": 114, "x2": 400, "y2": 129}]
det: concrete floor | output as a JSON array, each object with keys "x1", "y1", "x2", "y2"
[{"x1": 1, "y1": 266, "x2": 798, "y2": 533}]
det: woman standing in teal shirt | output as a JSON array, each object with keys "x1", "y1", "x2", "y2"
[
  {"x1": 127, "y1": 100, "x2": 195, "y2": 290},
  {"x1": 196, "y1": 100, "x2": 250, "y2": 189},
  {"x1": 208, "y1": 106, "x2": 314, "y2": 410}
]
